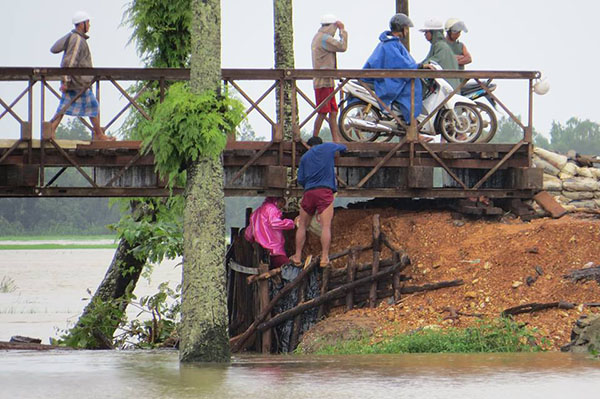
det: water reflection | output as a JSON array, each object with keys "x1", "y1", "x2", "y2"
[{"x1": 1, "y1": 351, "x2": 598, "y2": 399}]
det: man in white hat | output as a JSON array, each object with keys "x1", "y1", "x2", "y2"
[
  {"x1": 49, "y1": 11, "x2": 115, "y2": 141},
  {"x1": 310, "y1": 14, "x2": 348, "y2": 142}
]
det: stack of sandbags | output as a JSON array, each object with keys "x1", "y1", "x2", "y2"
[{"x1": 533, "y1": 147, "x2": 600, "y2": 212}]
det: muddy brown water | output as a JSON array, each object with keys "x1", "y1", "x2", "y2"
[
  {"x1": 0, "y1": 248, "x2": 181, "y2": 343},
  {"x1": 0, "y1": 351, "x2": 599, "y2": 398},
  {"x1": 1, "y1": 248, "x2": 599, "y2": 398}
]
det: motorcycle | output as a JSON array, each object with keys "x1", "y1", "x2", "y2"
[
  {"x1": 461, "y1": 79, "x2": 498, "y2": 143},
  {"x1": 338, "y1": 63, "x2": 483, "y2": 143}
]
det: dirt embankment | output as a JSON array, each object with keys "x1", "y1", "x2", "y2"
[{"x1": 302, "y1": 209, "x2": 600, "y2": 351}]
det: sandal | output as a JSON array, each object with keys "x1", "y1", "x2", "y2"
[{"x1": 289, "y1": 256, "x2": 302, "y2": 267}]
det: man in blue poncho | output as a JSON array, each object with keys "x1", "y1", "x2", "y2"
[{"x1": 363, "y1": 13, "x2": 422, "y2": 122}]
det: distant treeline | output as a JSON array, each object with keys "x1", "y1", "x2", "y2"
[{"x1": 0, "y1": 197, "x2": 121, "y2": 236}]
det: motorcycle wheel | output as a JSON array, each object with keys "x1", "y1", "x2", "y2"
[
  {"x1": 437, "y1": 102, "x2": 483, "y2": 143},
  {"x1": 338, "y1": 101, "x2": 390, "y2": 142},
  {"x1": 474, "y1": 102, "x2": 498, "y2": 143}
]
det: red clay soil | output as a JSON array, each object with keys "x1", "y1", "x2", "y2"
[{"x1": 302, "y1": 209, "x2": 600, "y2": 351}]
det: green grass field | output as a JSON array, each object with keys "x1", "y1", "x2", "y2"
[{"x1": 0, "y1": 235, "x2": 118, "y2": 250}]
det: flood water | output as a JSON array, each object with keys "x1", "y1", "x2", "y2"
[
  {"x1": 1, "y1": 351, "x2": 599, "y2": 398},
  {"x1": 0, "y1": 247, "x2": 181, "y2": 343},
  {"x1": 1, "y1": 248, "x2": 599, "y2": 398}
]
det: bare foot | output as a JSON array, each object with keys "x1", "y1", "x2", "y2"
[{"x1": 418, "y1": 135, "x2": 433, "y2": 143}]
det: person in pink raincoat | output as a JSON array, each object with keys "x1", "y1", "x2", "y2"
[{"x1": 244, "y1": 197, "x2": 295, "y2": 269}]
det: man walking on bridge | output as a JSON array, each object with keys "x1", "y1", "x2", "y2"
[
  {"x1": 49, "y1": 11, "x2": 115, "y2": 141},
  {"x1": 290, "y1": 137, "x2": 346, "y2": 268}
]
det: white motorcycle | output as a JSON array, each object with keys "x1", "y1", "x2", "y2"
[{"x1": 338, "y1": 64, "x2": 483, "y2": 143}]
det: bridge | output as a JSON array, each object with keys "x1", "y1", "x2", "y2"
[{"x1": 0, "y1": 67, "x2": 542, "y2": 200}]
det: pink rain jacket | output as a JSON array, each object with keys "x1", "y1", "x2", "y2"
[{"x1": 244, "y1": 197, "x2": 295, "y2": 256}]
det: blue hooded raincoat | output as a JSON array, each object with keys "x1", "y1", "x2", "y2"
[{"x1": 363, "y1": 31, "x2": 422, "y2": 121}]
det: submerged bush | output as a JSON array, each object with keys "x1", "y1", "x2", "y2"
[{"x1": 307, "y1": 318, "x2": 547, "y2": 355}]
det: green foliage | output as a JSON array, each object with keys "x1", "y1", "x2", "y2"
[
  {"x1": 58, "y1": 294, "x2": 127, "y2": 349},
  {"x1": 55, "y1": 118, "x2": 91, "y2": 140},
  {"x1": 490, "y1": 116, "x2": 548, "y2": 147},
  {"x1": 58, "y1": 283, "x2": 180, "y2": 349},
  {"x1": 124, "y1": 0, "x2": 191, "y2": 68},
  {"x1": 304, "y1": 318, "x2": 547, "y2": 355},
  {"x1": 549, "y1": 117, "x2": 600, "y2": 155},
  {"x1": 0, "y1": 197, "x2": 120, "y2": 236},
  {"x1": 120, "y1": 282, "x2": 181, "y2": 348},
  {"x1": 111, "y1": 198, "x2": 184, "y2": 265},
  {"x1": 0, "y1": 276, "x2": 17, "y2": 293},
  {"x1": 138, "y1": 83, "x2": 244, "y2": 187}
]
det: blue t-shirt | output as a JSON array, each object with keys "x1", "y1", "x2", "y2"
[{"x1": 297, "y1": 142, "x2": 347, "y2": 192}]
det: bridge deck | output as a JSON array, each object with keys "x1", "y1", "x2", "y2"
[
  {"x1": 0, "y1": 67, "x2": 542, "y2": 198},
  {"x1": 0, "y1": 138, "x2": 539, "y2": 198}
]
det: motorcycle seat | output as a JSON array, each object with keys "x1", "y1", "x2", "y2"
[{"x1": 461, "y1": 81, "x2": 496, "y2": 96}]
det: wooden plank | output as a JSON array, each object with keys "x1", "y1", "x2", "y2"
[
  {"x1": 258, "y1": 262, "x2": 272, "y2": 353},
  {"x1": 346, "y1": 249, "x2": 357, "y2": 310},
  {"x1": 407, "y1": 166, "x2": 433, "y2": 189},
  {"x1": 533, "y1": 191, "x2": 567, "y2": 218},
  {"x1": 370, "y1": 215, "x2": 380, "y2": 308}
]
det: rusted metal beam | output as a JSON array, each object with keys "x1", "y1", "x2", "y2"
[
  {"x1": 356, "y1": 138, "x2": 408, "y2": 188},
  {"x1": 0, "y1": 67, "x2": 541, "y2": 82},
  {"x1": 472, "y1": 141, "x2": 525, "y2": 190}
]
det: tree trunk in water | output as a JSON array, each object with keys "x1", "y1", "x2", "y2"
[
  {"x1": 73, "y1": 201, "x2": 152, "y2": 349},
  {"x1": 273, "y1": 0, "x2": 295, "y2": 140},
  {"x1": 179, "y1": 0, "x2": 230, "y2": 363}
]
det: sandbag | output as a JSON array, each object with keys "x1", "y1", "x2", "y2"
[
  {"x1": 569, "y1": 200, "x2": 597, "y2": 209},
  {"x1": 563, "y1": 177, "x2": 599, "y2": 192},
  {"x1": 533, "y1": 156, "x2": 560, "y2": 176},
  {"x1": 543, "y1": 174, "x2": 562, "y2": 191},
  {"x1": 534, "y1": 147, "x2": 568, "y2": 169},
  {"x1": 550, "y1": 193, "x2": 570, "y2": 205},
  {"x1": 562, "y1": 191, "x2": 595, "y2": 200},
  {"x1": 561, "y1": 162, "x2": 578, "y2": 176},
  {"x1": 308, "y1": 217, "x2": 322, "y2": 237},
  {"x1": 577, "y1": 167, "x2": 595, "y2": 178},
  {"x1": 592, "y1": 168, "x2": 600, "y2": 179},
  {"x1": 558, "y1": 171, "x2": 575, "y2": 180}
]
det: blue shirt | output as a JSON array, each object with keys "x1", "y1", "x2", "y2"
[{"x1": 297, "y1": 143, "x2": 347, "y2": 192}]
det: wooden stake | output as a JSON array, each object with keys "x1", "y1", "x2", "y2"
[{"x1": 370, "y1": 214, "x2": 381, "y2": 308}]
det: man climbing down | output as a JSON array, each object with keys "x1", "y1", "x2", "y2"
[
  {"x1": 311, "y1": 14, "x2": 348, "y2": 142},
  {"x1": 49, "y1": 11, "x2": 115, "y2": 141},
  {"x1": 244, "y1": 197, "x2": 295, "y2": 269},
  {"x1": 290, "y1": 137, "x2": 346, "y2": 268}
]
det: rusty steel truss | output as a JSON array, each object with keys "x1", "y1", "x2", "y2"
[{"x1": 0, "y1": 67, "x2": 542, "y2": 198}]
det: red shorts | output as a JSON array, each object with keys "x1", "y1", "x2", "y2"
[
  {"x1": 270, "y1": 254, "x2": 289, "y2": 269},
  {"x1": 300, "y1": 188, "x2": 334, "y2": 215},
  {"x1": 314, "y1": 87, "x2": 338, "y2": 114}
]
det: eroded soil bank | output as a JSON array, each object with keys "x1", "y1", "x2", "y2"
[{"x1": 301, "y1": 209, "x2": 600, "y2": 351}]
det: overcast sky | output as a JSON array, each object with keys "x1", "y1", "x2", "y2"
[{"x1": 1, "y1": 0, "x2": 595, "y2": 139}]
